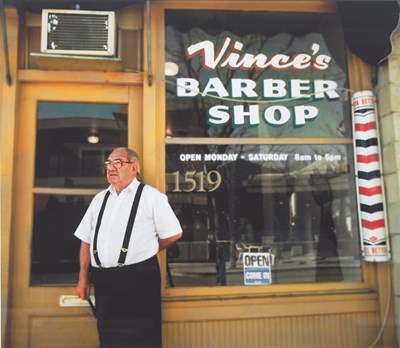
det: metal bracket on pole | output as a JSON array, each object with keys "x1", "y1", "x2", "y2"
[
  {"x1": 146, "y1": 0, "x2": 152, "y2": 86},
  {"x1": 0, "y1": 0, "x2": 12, "y2": 86}
]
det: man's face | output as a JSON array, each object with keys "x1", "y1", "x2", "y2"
[{"x1": 105, "y1": 150, "x2": 137, "y2": 191}]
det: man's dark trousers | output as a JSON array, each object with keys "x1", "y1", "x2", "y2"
[{"x1": 92, "y1": 255, "x2": 162, "y2": 348}]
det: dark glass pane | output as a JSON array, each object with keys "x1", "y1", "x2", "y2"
[
  {"x1": 35, "y1": 102, "x2": 128, "y2": 188},
  {"x1": 32, "y1": 102, "x2": 128, "y2": 285},
  {"x1": 165, "y1": 10, "x2": 350, "y2": 138},
  {"x1": 165, "y1": 144, "x2": 362, "y2": 287},
  {"x1": 31, "y1": 194, "x2": 93, "y2": 285}
]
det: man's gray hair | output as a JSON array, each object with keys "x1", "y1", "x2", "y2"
[{"x1": 113, "y1": 147, "x2": 141, "y2": 174}]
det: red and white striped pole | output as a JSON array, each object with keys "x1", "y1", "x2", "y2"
[{"x1": 352, "y1": 91, "x2": 391, "y2": 262}]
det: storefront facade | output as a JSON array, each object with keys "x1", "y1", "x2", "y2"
[{"x1": 1, "y1": 1, "x2": 399, "y2": 347}]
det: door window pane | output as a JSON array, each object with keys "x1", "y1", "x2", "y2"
[
  {"x1": 166, "y1": 144, "x2": 362, "y2": 287},
  {"x1": 31, "y1": 194, "x2": 92, "y2": 285},
  {"x1": 32, "y1": 102, "x2": 128, "y2": 285},
  {"x1": 35, "y1": 102, "x2": 127, "y2": 188}
]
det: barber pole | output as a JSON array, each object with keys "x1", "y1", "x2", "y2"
[{"x1": 352, "y1": 91, "x2": 390, "y2": 262}]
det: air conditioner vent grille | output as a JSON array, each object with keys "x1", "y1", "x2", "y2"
[
  {"x1": 47, "y1": 13, "x2": 110, "y2": 51},
  {"x1": 41, "y1": 10, "x2": 116, "y2": 56}
]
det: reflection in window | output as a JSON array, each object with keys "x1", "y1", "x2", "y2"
[
  {"x1": 165, "y1": 10, "x2": 350, "y2": 139},
  {"x1": 166, "y1": 144, "x2": 362, "y2": 287},
  {"x1": 32, "y1": 102, "x2": 128, "y2": 285},
  {"x1": 31, "y1": 194, "x2": 92, "y2": 285},
  {"x1": 35, "y1": 102, "x2": 128, "y2": 188}
]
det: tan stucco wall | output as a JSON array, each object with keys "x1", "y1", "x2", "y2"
[{"x1": 376, "y1": 22, "x2": 400, "y2": 345}]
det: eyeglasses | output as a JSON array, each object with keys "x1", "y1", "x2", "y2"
[{"x1": 103, "y1": 159, "x2": 133, "y2": 169}]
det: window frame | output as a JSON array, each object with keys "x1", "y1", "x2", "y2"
[{"x1": 152, "y1": 0, "x2": 376, "y2": 299}]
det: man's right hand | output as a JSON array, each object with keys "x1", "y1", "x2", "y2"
[
  {"x1": 77, "y1": 241, "x2": 91, "y2": 299},
  {"x1": 76, "y1": 278, "x2": 90, "y2": 300}
]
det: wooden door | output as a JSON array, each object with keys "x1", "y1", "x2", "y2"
[{"x1": 9, "y1": 82, "x2": 143, "y2": 348}]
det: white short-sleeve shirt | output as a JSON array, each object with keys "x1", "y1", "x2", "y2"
[{"x1": 74, "y1": 178, "x2": 182, "y2": 268}]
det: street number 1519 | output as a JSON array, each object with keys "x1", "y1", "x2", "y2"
[{"x1": 170, "y1": 170, "x2": 221, "y2": 192}]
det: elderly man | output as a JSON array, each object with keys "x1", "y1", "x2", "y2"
[{"x1": 75, "y1": 147, "x2": 182, "y2": 348}]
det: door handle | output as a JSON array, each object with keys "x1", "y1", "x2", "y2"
[{"x1": 59, "y1": 295, "x2": 95, "y2": 307}]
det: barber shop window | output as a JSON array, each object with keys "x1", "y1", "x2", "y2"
[
  {"x1": 31, "y1": 102, "x2": 127, "y2": 285},
  {"x1": 164, "y1": 10, "x2": 362, "y2": 287}
]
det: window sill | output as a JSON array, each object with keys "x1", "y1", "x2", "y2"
[
  {"x1": 18, "y1": 68, "x2": 144, "y2": 85},
  {"x1": 30, "y1": 53, "x2": 123, "y2": 72},
  {"x1": 164, "y1": 280, "x2": 374, "y2": 302},
  {"x1": 162, "y1": 289, "x2": 378, "y2": 321}
]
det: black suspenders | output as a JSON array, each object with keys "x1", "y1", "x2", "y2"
[
  {"x1": 92, "y1": 183, "x2": 145, "y2": 268},
  {"x1": 117, "y1": 183, "x2": 145, "y2": 265},
  {"x1": 92, "y1": 190, "x2": 111, "y2": 267}
]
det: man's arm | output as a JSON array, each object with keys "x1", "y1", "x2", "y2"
[
  {"x1": 76, "y1": 241, "x2": 91, "y2": 300},
  {"x1": 158, "y1": 233, "x2": 182, "y2": 252}
]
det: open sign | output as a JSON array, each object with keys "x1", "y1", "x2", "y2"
[{"x1": 243, "y1": 252, "x2": 272, "y2": 285}]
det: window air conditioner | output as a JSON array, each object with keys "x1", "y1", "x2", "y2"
[{"x1": 41, "y1": 9, "x2": 116, "y2": 56}]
